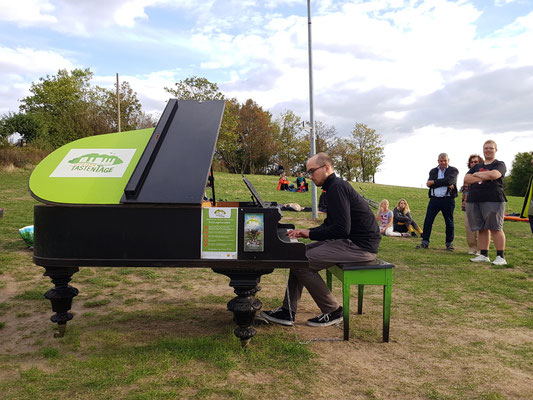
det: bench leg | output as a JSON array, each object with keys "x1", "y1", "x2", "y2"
[
  {"x1": 326, "y1": 269, "x2": 332, "y2": 291},
  {"x1": 343, "y1": 281, "x2": 350, "y2": 340},
  {"x1": 357, "y1": 284, "x2": 364, "y2": 314},
  {"x1": 383, "y1": 283, "x2": 391, "y2": 342}
]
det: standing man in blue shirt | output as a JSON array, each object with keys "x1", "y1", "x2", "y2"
[{"x1": 416, "y1": 153, "x2": 458, "y2": 251}]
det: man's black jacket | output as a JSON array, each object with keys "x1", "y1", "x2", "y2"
[{"x1": 427, "y1": 166, "x2": 459, "y2": 198}]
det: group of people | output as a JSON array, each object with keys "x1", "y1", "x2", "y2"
[
  {"x1": 277, "y1": 172, "x2": 309, "y2": 192},
  {"x1": 376, "y1": 198, "x2": 423, "y2": 237},
  {"x1": 413, "y1": 141, "x2": 508, "y2": 266},
  {"x1": 260, "y1": 140, "x2": 514, "y2": 330}
]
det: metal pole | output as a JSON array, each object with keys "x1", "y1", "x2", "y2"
[
  {"x1": 116, "y1": 73, "x2": 121, "y2": 133},
  {"x1": 307, "y1": 0, "x2": 318, "y2": 218}
]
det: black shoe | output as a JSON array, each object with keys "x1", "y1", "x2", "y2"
[
  {"x1": 307, "y1": 306, "x2": 343, "y2": 327},
  {"x1": 411, "y1": 232, "x2": 418, "y2": 237},
  {"x1": 446, "y1": 245, "x2": 455, "y2": 252},
  {"x1": 258, "y1": 307, "x2": 295, "y2": 326},
  {"x1": 416, "y1": 243, "x2": 428, "y2": 249}
]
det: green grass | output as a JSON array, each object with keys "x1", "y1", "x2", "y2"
[{"x1": 0, "y1": 168, "x2": 532, "y2": 399}]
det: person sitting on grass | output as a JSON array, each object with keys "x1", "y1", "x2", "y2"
[
  {"x1": 377, "y1": 199, "x2": 410, "y2": 237},
  {"x1": 393, "y1": 199, "x2": 423, "y2": 237},
  {"x1": 277, "y1": 172, "x2": 290, "y2": 191},
  {"x1": 296, "y1": 172, "x2": 308, "y2": 192}
]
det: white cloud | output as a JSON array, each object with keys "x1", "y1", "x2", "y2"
[
  {"x1": 0, "y1": 46, "x2": 75, "y2": 114},
  {"x1": 0, "y1": 0, "x2": 57, "y2": 25}
]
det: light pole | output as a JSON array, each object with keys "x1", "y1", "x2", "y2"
[{"x1": 307, "y1": 0, "x2": 318, "y2": 218}]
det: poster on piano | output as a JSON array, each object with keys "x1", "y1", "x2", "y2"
[
  {"x1": 243, "y1": 213, "x2": 264, "y2": 252},
  {"x1": 201, "y1": 207, "x2": 238, "y2": 259}
]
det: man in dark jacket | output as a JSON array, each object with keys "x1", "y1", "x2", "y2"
[
  {"x1": 416, "y1": 153, "x2": 458, "y2": 251},
  {"x1": 260, "y1": 152, "x2": 381, "y2": 327}
]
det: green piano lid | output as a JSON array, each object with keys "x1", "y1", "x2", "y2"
[{"x1": 29, "y1": 128, "x2": 153, "y2": 205}]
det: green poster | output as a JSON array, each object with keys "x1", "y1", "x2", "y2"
[{"x1": 201, "y1": 207, "x2": 238, "y2": 259}]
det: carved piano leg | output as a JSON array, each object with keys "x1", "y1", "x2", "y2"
[
  {"x1": 43, "y1": 267, "x2": 79, "y2": 337},
  {"x1": 213, "y1": 268, "x2": 274, "y2": 347}
]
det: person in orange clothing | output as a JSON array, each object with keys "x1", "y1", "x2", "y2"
[{"x1": 277, "y1": 172, "x2": 290, "y2": 190}]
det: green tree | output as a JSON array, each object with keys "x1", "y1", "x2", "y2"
[
  {"x1": 330, "y1": 138, "x2": 359, "y2": 181},
  {"x1": 216, "y1": 98, "x2": 241, "y2": 173},
  {"x1": 20, "y1": 68, "x2": 94, "y2": 148},
  {"x1": 350, "y1": 123, "x2": 384, "y2": 182},
  {"x1": 505, "y1": 151, "x2": 533, "y2": 196},
  {"x1": 0, "y1": 112, "x2": 46, "y2": 143},
  {"x1": 91, "y1": 81, "x2": 151, "y2": 133},
  {"x1": 164, "y1": 76, "x2": 224, "y2": 100},
  {"x1": 274, "y1": 110, "x2": 304, "y2": 174}
]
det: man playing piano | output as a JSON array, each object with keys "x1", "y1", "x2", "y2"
[{"x1": 260, "y1": 152, "x2": 381, "y2": 327}]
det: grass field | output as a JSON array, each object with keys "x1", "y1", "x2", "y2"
[{"x1": 0, "y1": 168, "x2": 531, "y2": 400}]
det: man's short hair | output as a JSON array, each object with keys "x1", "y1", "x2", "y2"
[
  {"x1": 438, "y1": 153, "x2": 449, "y2": 160},
  {"x1": 312, "y1": 152, "x2": 333, "y2": 167},
  {"x1": 484, "y1": 140, "x2": 497, "y2": 150}
]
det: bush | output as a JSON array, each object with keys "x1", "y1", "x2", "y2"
[{"x1": 0, "y1": 146, "x2": 49, "y2": 168}]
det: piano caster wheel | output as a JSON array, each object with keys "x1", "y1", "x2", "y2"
[{"x1": 54, "y1": 323, "x2": 67, "y2": 338}]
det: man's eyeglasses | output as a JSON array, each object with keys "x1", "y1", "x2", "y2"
[{"x1": 306, "y1": 164, "x2": 326, "y2": 177}]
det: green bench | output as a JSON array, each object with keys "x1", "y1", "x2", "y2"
[{"x1": 326, "y1": 260, "x2": 394, "y2": 342}]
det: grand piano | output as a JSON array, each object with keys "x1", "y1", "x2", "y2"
[{"x1": 30, "y1": 99, "x2": 308, "y2": 346}]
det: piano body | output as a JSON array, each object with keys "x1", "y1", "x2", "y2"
[{"x1": 30, "y1": 99, "x2": 308, "y2": 345}]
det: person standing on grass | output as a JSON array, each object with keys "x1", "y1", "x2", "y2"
[
  {"x1": 416, "y1": 153, "x2": 459, "y2": 251},
  {"x1": 464, "y1": 140, "x2": 508, "y2": 265},
  {"x1": 260, "y1": 152, "x2": 381, "y2": 327},
  {"x1": 461, "y1": 154, "x2": 484, "y2": 255}
]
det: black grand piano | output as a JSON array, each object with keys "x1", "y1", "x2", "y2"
[{"x1": 29, "y1": 99, "x2": 308, "y2": 346}]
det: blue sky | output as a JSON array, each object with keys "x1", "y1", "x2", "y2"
[{"x1": 1, "y1": 0, "x2": 532, "y2": 187}]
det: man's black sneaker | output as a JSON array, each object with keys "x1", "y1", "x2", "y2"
[
  {"x1": 410, "y1": 232, "x2": 418, "y2": 237},
  {"x1": 446, "y1": 245, "x2": 455, "y2": 252},
  {"x1": 258, "y1": 307, "x2": 295, "y2": 326},
  {"x1": 416, "y1": 243, "x2": 428, "y2": 249},
  {"x1": 307, "y1": 306, "x2": 343, "y2": 327}
]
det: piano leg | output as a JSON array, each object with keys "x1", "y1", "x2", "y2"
[
  {"x1": 213, "y1": 268, "x2": 274, "y2": 347},
  {"x1": 43, "y1": 267, "x2": 79, "y2": 338}
]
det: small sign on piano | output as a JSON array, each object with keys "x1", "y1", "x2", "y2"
[
  {"x1": 200, "y1": 207, "x2": 238, "y2": 259},
  {"x1": 244, "y1": 213, "x2": 265, "y2": 252}
]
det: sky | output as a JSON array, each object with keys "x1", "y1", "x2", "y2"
[{"x1": 1, "y1": 0, "x2": 532, "y2": 188}]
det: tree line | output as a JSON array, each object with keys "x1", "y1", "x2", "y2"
[{"x1": 0, "y1": 69, "x2": 385, "y2": 181}]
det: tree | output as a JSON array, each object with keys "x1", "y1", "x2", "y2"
[
  {"x1": 274, "y1": 110, "x2": 304, "y2": 174},
  {"x1": 215, "y1": 98, "x2": 241, "y2": 173},
  {"x1": 20, "y1": 68, "x2": 94, "y2": 148},
  {"x1": 505, "y1": 151, "x2": 533, "y2": 196},
  {"x1": 350, "y1": 123, "x2": 384, "y2": 182},
  {"x1": 91, "y1": 81, "x2": 149, "y2": 133},
  {"x1": 330, "y1": 138, "x2": 359, "y2": 181},
  {"x1": 314, "y1": 121, "x2": 337, "y2": 153},
  {"x1": 0, "y1": 112, "x2": 46, "y2": 143},
  {"x1": 164, "y1": 76, "x2": 224, "y2": 100},
  {"x1": 237, "y1": 99, "x2": 277, "y2": 174}
]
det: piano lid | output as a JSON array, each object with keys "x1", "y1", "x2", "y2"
[
  {"x1": 28, "y1": 99, "x2": 225, "y2": 205},
  {"x1": 121, "y1": 99, "x2": 225, "y2": 204}
]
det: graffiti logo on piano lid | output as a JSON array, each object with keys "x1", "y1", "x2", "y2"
[{"x1": 50, "y1": 148, "x2": 137, "y2": 178}]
